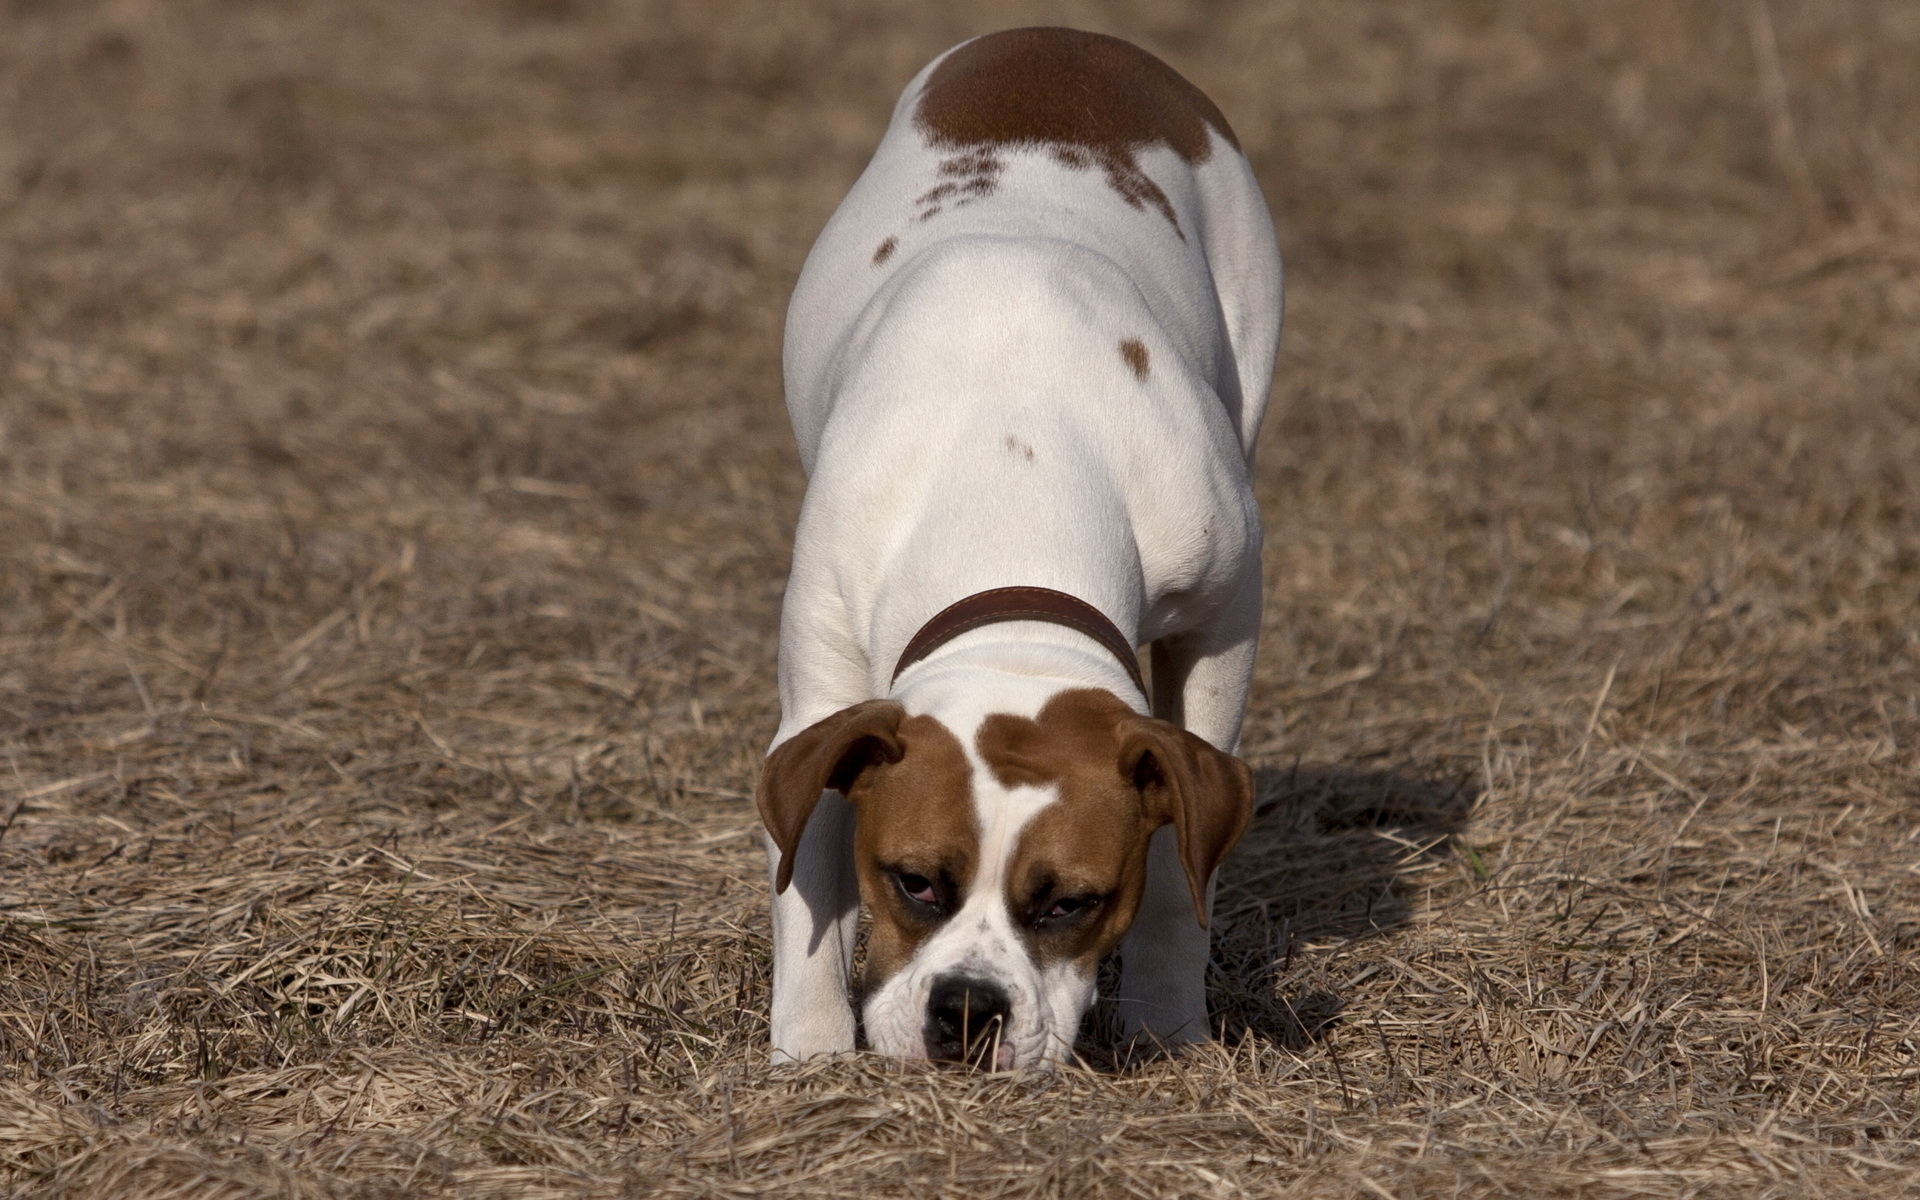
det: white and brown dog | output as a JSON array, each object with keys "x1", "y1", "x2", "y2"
[{"x1": 759, "y1": 27, "x2": 1282, "y2": 1068}]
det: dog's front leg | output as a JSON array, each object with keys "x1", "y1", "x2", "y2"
[
  {"x1": 1118, "y1": 826, "x2": 1217, "y2": 1045},
  {"x1": 1120, "y1": 565, "x2": 1261, "y2": 1045},
  {"x1": 765, "y1": 788, "x2": 860, "y2": 1062}
]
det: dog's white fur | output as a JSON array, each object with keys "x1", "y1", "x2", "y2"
[{"x1": 766, "y1": 32, "x2": 1282, "y2": 1065}]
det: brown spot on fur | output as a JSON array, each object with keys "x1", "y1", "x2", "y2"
[
  {"x1": 974, "y1": 691, "x2": 1157, "y2": 969},
  {"x1": 1119, "y1": 337, "x2": 1150, "y2": 380},
  {"x1": 977, "y1": 689, "x2": 1252, "y2": 965},
  {"x1": 910, "y1": 147, "x2": 1005, "y2": 225},
  {"x1": 872, "y1": 236, "x2": 897, "y2": 265},
  {"x1": 914, "y1": 150, "x2": 1006, "y2": 224},
  {"x1": 847, "y1": 714, "x2": 978, "y2": 990},
  {"x1": 914, "y1": 28, "x2": 1239, "y2": 234}
]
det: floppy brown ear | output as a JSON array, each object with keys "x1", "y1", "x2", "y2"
[
  {"x1": 1118, "y1": 718, "x2": 1254, "y2": 927},
  {"x1": 757, "y1": 700, "x2": 906, "y2": 893}
]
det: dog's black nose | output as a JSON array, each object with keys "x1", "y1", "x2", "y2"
[{"x1": 924, "y1": 974, "x2": 1011, "y2": 1064}]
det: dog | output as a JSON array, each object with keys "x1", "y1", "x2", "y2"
[{"x1": 759, "y1": 27, "x2": 1282, "y2": 1068}]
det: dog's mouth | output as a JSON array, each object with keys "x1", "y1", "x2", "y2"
[
  {"x1": 928, "y1": 1030, "x2": 1016, "y2": 1071},
  {"x1": 927, "y1": 1021, "x2": 1018, "y2": 1070}
]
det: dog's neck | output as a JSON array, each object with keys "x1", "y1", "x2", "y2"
[{"x1": 891, "y1": 629, "x2": 1148, "y2": 722}]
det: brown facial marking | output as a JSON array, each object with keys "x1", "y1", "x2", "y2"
[
  {"x1": 847, "y1": 714, "x2": 979, "y2": 991},
  {"x1": 975, "y1": 690, "x2": 1162, "y2": 971},
  {"x1": 872, "y1": 236, "x2": 897, "y2": 265},
  {"x1": 1119, "y1": 337, "x2": 1150, "y2": 381},
  {"x1": 914, "y1": 27, "x2": 1239, "y2": 235}
]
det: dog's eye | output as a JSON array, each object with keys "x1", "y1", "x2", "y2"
[
  {"x1": 1035, "y1": 893, "x2": 1101, "y2": 928},
  {"x1": 894, "y1": 871, "x2": 942, "y2": 911}
]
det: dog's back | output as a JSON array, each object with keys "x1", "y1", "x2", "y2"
[{"x1": 783, "y1": 27, "x2": 1283, "y2": 473}]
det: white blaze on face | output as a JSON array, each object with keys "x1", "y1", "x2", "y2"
[
  {"x1": 862, "y1": 771, "x2": 1072, "y2": 1065},
  {"x1": 862, "y1": 673, "x2": 1101, "y2": 1068}
]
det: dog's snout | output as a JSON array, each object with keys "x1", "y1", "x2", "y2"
[{"x1": 924, "y1": 974, "x2": 1012, "y2": 1065}]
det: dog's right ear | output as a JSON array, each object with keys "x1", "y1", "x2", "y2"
[{"x1": 757, "y1": 700, "x2": 907, "y2": 893}]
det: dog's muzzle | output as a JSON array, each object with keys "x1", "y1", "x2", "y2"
[{"x1": 923, "y1": 974, "x2": 1012, "y2": 1066}]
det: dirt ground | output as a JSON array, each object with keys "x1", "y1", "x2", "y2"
[{"x1": 2, "y1": 0, "x2": 1917, "y2": 1196}]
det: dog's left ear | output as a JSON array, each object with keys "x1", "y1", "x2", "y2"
[
  {"x1": 1118, "y1": 718, "x2": 1253, "y2": 927},
  {"x1": 757, "y1": 700, "x2": 907, "y2": 893}
]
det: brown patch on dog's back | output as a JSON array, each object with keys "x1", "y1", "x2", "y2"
[
  {"x1": 848, "y1": 714, "x2": 978, "y2": 990},
  {"x1": 976, "y1": 690, "x2": 1159, "y2": 969},
  {"x1": 914, "y1": 148, "x2": 1006, "y2": 223},
  {"x1": 914, "y1": 28, "x2": 1239, "y2": 233},
  {"x1": 1119, "y1": 337, "x2": 1150, "y2": 381}
]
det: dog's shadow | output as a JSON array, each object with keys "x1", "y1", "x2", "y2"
[{"x1": 1082, "y1": 762, "x2": 1477, "y2": 1061}]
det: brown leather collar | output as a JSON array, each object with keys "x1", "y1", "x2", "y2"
[{"x1": 890, "y1": 586, "x2": 1145, "y2": 695}]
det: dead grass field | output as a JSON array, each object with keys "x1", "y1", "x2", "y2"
[{"x1": 2, "y1": 0, "x2": 1918, "y2": 1196}]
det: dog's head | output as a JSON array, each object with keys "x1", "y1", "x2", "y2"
[{"x1": 757, "y1": 680, "x2": 1251, "y2": 1068}]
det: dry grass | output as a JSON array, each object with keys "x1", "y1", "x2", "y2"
[{"x1": 2, "y1": 0, "x2": 1917, "y2": 1196}]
